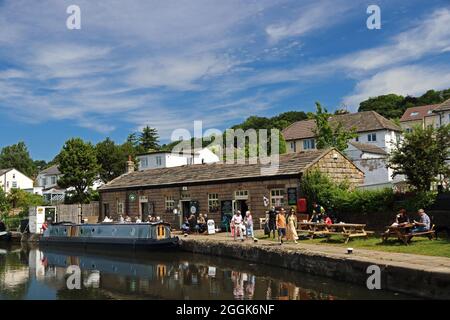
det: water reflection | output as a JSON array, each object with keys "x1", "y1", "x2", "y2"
[{"x1": 0, "y1": 244, "x2": 412, "y2": 300}]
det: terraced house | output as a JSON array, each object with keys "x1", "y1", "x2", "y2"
[
  {"x1": 98, "y1": 148, "x2": 364, "y2": 229},
  {"x1": 282, "y1": 111, "x2": 404, "y2": 189}
]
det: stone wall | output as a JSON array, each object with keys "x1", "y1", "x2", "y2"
[{"x1": 308, "y1": 149, "x2": 364, "y2": 188}]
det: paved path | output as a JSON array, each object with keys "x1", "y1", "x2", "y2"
[{"x1": 178, "y1": 232, "x2": 450, "y2": 274}]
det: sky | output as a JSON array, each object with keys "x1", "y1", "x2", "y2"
[{"x1": 0, "y1": 0, "x2": 450, "y2": 161}]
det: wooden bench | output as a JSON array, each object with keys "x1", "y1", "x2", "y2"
[
  {"x1": 382, "y1": 224, "x2": 436, "y2": 245},
  {"x1": 326, "y1": 223, "x2": 369, "y2": 243}
]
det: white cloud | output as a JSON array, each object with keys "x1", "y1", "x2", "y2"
[{"x1": 343, "y1": 65, "x2": 450, "y2": 108}]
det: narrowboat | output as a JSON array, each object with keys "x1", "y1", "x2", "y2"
[{"x1": 40, "y1": 222, "x2": 179, "y2": 249}]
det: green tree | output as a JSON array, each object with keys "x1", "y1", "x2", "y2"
[
  {"x1": 0, "y1": 142, "x2": 36, "y2": 177},
  {"x1": 95, "y1": 138, "x2": 126, "y2": 183},
  {"x1": 358, "y1": 94, "x2": 405, "y2": 119},
  {"x1": 388, "y1": 125, "x2": 450, "y2": 192},
  {"x1": 57, "y1": 138, "x2": 100, "y2": 204},
  {"x1": 0, "y1": 188, "x2": 10, "y2": 215},
  {"x1": 139, "y1": 126, "x2": 160, "y2": 151},
  {"x1": 313, "y1": 102, "x2": 357, "y2": 151},
  {"x1": 7, "y1": 188, "x2": 44, "y2": 209}
]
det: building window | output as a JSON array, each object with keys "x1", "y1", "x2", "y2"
[
  {"x1": 303, "y1": 139, "x2": 315, "y2": 150},
  {"x1": 12, "y1": 174, "x2": 15, "y2": 179},
  {"x1": 12, "y1": 181, "x2": 17, "y2": 188},
  {"x1": 165, "y1": 196, "x2": 175, "y2": 212},
  {"x1": 141, "y1": 158, "x2": 148, "y2": 168},
  {"x1": 156, "y1": 156, "x2": 162, "y2": 166},
  {"x1": 405, "y1": 128, "x2": 412, "y2": 133},
  {"x1": 235, "y1": 190, "x2": 249, "y2": 200},
  {"x1": 290, "y1": 142, "x2": 296, "y2": 152},
  {"x1": 187, "y1": 157, "x2": 193, "y2": 165},
  {"x1": 51, "y1": 176, "x2": 57, "y2": 185},
  {"x1": 42, "y1": 178, "x2": 47, "y2": 186},
  {"x1": 208, "y1": 193, "x2": 219, "y2": 212},
  {"x1": 117, "y1": 201, "x2": 124, "y2": 215},
  {"x1": 270, "y1": 189, "x2": 285, "y2": 207},
  {"x1": 368, "y1": 133, "x2": 377, "y2": 142}
]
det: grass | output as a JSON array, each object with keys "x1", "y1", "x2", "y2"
[{"x1": 256, "y1": 231, "x2": 450, "y2": 258}]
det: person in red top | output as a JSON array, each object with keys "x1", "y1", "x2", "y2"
[
  {"x1": 41, "y1": 221, "x2": 49, "y2": 232},
  {"x1": 324, "y1": 214, "x2": 332, "y2": 226}
]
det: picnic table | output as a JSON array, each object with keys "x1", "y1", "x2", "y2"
[
  {"x1": 382, "y1": 223, "x2": 435, "y2": 245},
  {"x1": 298, "y1": 222, "x2": 371, "y2": 243}
]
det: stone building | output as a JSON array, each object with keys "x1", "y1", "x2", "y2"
[{"x1": 98, "y1": 148, "x2": 364, "y2": 229}]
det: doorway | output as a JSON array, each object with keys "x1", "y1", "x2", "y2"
[
  {"x1": 182, "y1": 201, "x2": 191, "y2": 219},
  {"x1": 141, "y1": 202, "x2": 149, "y2": 222},
  {"x1": 233, "y1": 200, "x2": 248, "y2": 214}
]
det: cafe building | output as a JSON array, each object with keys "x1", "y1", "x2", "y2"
[{"x1": 98, "y1": 148, "x2": 364, "y2": 229}]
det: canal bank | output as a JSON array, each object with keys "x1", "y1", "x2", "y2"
[{"x1": 179, "y1": 234, "x2": 450, "y2": 300}]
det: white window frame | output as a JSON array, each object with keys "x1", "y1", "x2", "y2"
[
  {"x1": 165, "y1": 195, "x2": 175, "y2": 212},
  {"x1": 117, "y1": 201, "x2": 124, "y2": 215},
  {"x1": 141, "y1": 157, "x2": 148, "y2": 168},
  {"x1": 290, "y1": 141, "x2": 296, "y2": 152},
  {"x1": 368, "y1": 133, "x2": 377, "y2": 142},
  {"x1": 303, "y1": 139, "x2": 315, "y2": 150},
  {"x1": 51, "y1": 176, "x2": 57, "y2": 185},
  {"x1": 12, "y1": 181, "x2": 17, "y2": 188},
  {"x1": 156, "y1": 156, "x2": 162, "y2": 166},
  {"x1": 208, "y1": 193, "x2": 219, "y2": 212},
  {"x1": 270, "y1": 189, "x2": 285, "y2": 207},
  {"x1": 235, "y1": 190, "x2": 249, "y2": 200}
]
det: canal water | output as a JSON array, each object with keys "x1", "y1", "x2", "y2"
[{"x1": 0, "y1": 244, "x2": 412, "y2": 300}]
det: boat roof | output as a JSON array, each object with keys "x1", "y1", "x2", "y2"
[{"x1": 50, "y1": 221, "x2": 171, "y2": 227}]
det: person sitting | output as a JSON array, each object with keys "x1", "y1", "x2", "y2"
[
  {"x1": 324, "y1": 214, "x2": 333, "y2": 226},
  {"x1": 119, "y1": 214, "x2": 125, "y2": 223},
  {"x1": 188, "y1": 214, "x2": 197, "y2": 232},
  {"x1": 196, "y1": 213, "x2": 207, "y2": 233},
  {"x1": 391, "y1": 209, "x2": 410, "y2": 226},
  {"x1": 102, "y1": 216, "x2": 113, "y2": 223},
  {"x1": 124, "y1": 215, "x2": 132, "y2": 223},
  {"x1": 181, "y1": 217, "x2": 190, "y2": 233},
  {"x1": 135, "y1": 217, "x2": 142, "y2": 223},
  {"x1": 412, "y1": 209, "x2": 431, "y2": 233}
]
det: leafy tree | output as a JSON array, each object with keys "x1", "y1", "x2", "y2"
[
  {"x1": 57, "y1": 138, "x2": 100, "y2": 204},
  {"x1": 0, "y1": 188, "x2": 10, "y2": 215},
  {"x1": 313, "y1": 102, "x2": 357, "y2": 151},
  {"x1": 139, "y1": 126, "x2": 160, "y2": 151},
  {"x1": 358, "y1": 94, "x2": 405, "y2": 119},
  {"x1": 388, "y1": 125, "x2": 450, "y2": 192},
  {"x1": 7, "y1": 188, "x2": 43, "y2": 209},
  {"x1": 33, "y1": 160, "x2": 47, "y2": 173},
  {"x1": 0, "y1": 142, "x2": 36, "y2": 177},
  {"x1": 95, "y1": 138, "x2": 126, "y2": 183}
]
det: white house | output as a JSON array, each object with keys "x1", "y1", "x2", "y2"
[
  {"x1": 36, "y1": 164, "x2": 103, "y2": 203},
  {"x1": 433, "y1": 98, "x2": 450, "y2": 127},
  {"x1": 282, "y1": 111, "x2": 404, "y2": 189},
  {"x1": 0, "y1": 168, "x2": 34, "y2": 193},
  {"x1": 137, "y1": 147, "x2": 220, "y2": 171}
]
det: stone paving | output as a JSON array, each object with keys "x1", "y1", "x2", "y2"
[{"x1": 178, "y1": 231, "x2": 450, "y2": 274}]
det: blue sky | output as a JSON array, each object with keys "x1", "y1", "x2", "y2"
[{"x1": 0, "y1": 0, "x2": 450, "y2": 161}]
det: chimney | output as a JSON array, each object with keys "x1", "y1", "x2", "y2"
[{"x1": 127, "y1": 155, "x2": 135, "y2": 173}]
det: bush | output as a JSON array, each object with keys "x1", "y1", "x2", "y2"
[{"x1": 301, "y1": 170, "x2": 395, "y2": 215}]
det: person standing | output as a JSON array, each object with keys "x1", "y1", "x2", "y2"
[
  {"x1": 268, "y1": 207, "x2": 277, "y2": 239},
  {"x1": 276, "y1": 208, "x2": 287, "y2": 244},
  {"x1": 231, "y1": 211, "x2": 244, "y2": 241},
  {"x1": 286, "y1": 208, "x2": 298, "y2": 243},
  {"x1": 244, "y1": 211, "x2": 254, "y2": 240}
]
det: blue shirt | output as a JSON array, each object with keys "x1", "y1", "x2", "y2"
[{"x1": 420, "y1": 213, "x2": 431, "y2": 230}]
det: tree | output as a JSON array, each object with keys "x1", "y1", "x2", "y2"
[
  {"x1": 313, "y1": 102, "x2": 357, "y2": 151},
  {"x1": 139, "y1": 126, "x2": 160, "y2": 151},
  {"x1": 0, "y1": 188, "x2": 10, "y2": 215},
  {"x1": 358, "y1": 94, "x2": 405, "y2": 119},
  {"x1": 0, "y1": 142, "x2": 36, "y2": 177},
  {"x1": 7, "y1": 188, "x2": 44, "y2": 209},
  {"x1": 57, "y1": 138, "x2": 100, "y2": 204},
  {"x1": 388, "y1": 125, "x2": 450, "y2": 192},
  {"x1": 95, "y1": 138, "x2": 126, "y2": 183}
]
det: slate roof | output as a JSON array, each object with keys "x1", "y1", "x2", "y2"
[
  {"x1": 282, "y1": 111, "x2": 401, "y2": 141},
  {"x1": 348, "y1": 142, "x2": 387, "y2": 155},
  {"x1": 38, "y1": 164, "x2": 60, "y2": 176},
  {"x1": 100, "y1": 149, "x2": 339, "y2": 191},
  {"x1": 0, "y1": 168, "x2": 13, "y2": 176},
  {"x1": 400, "y1": 104, "x2": 440, "y2": 122},
  {"x1": 434, "y1": 98, "x2": 450, "y2": 112}
]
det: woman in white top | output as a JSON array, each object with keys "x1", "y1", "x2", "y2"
[{"x1": 231, "y1": 211, "x2": 244, "y2": 241}]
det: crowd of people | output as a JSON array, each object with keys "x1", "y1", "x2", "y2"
[{"x1": 102, "y1": 214, "x2": 162, "y2": 224}]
